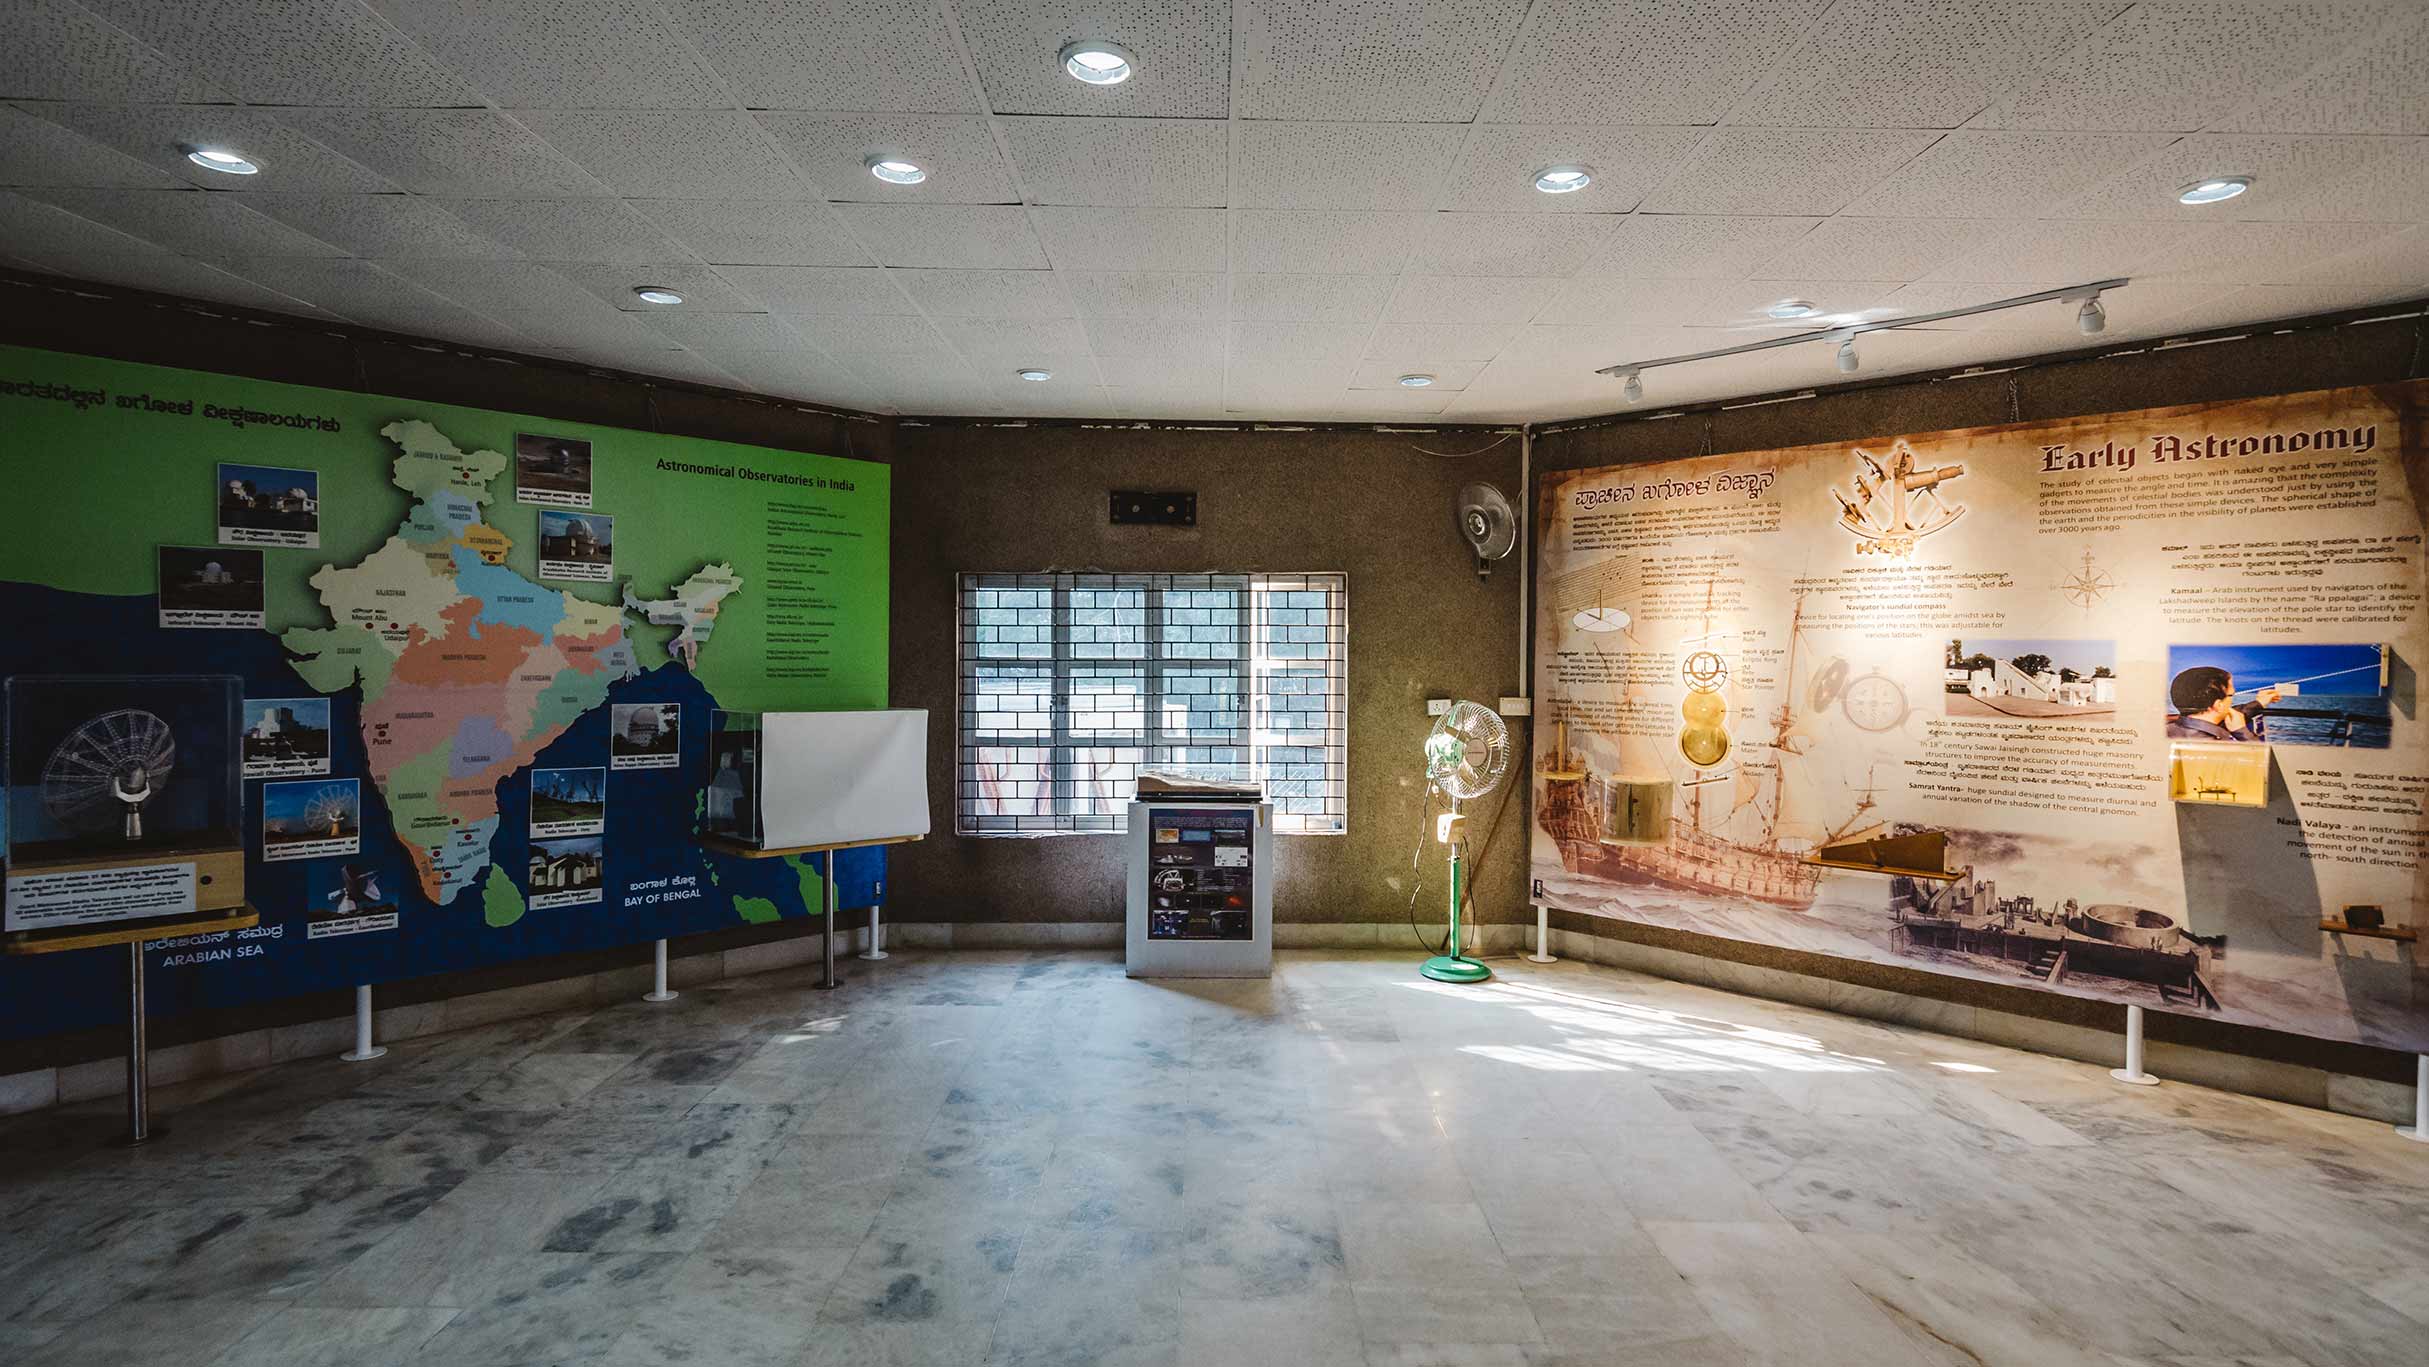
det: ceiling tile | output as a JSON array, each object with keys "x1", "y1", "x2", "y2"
[
  {"x1": 625, "y1": 200, "x2": 871, "y2": 267},
  {"x1": 890, "y1": 267, "x2": 1073, "y2": 317},
  {"x1": 1728, "y1": 0, "x2": 2118, "y2": 129},
  {"x1": 2129, "y1": 280, "x2": 2429, "y2": 337},
  {"x1": 1859, "y1": 131, "x2": 2176, "y2": 220},
  {"x1": 248, "y1": 194, "x2": 523, "y2": 260},
  {"x1": 1234, "y1": 0, "x2": 1532, "y2": 122},
  {"x1": 2243, "y1": 136, "x2": 2429, "y2": 224},
  {"x1": 276, "y1": 110, "x2": 609, "y2": 198},
  {"x1": 2281, "y1": 223, "x2": 2428, "y2": 294},
  {"x1": 658, "y1": 0, "x2": 981, "y2": 112},
  {"x1": 210, "y1": 256, "x2": 529, "y2": 348},
  {"x1": 1364, "y1": 323, "x2": 1518, "y2": 361},
  {"x1": 833, "y1": 204, "x2": 1049, "y2": 268},
  {"x1": 432, "y1": 198, "x2": 692, "y2": 264},
  {"x1": 1104, "y1": 385, "x2": 1232, "y2": 420},
  {"x1": 1971, "y1": 3, "x2": 2378, "y2": 133},
  {"x1": 633, "y1": 312, "x2": 804, "y2": 350},
  {"x1": 996, "y1": 117, "x2": 1228, "y2": 207},
  {"x1": 1350, "y1": 357, "x2": 1486, "y2": 390},
  {"x1": 0, "y1": 188, "x2": 171, "y2": 257},
  {"x1": 23, "y1": 188, "x2": 346, "y2": 257},
  {"x1": 32, "y1": 104, "x2": 395, "y2": 194},
  {"x1": 9, "y1": 244, "x2": 321, "y2": 314},
  {"x1": 518, "y1": 111, "x2": 816, "y2": 201},
  {"x1": 1438, "y1": 126, "x2": 1706, "y2": 213},
  {"x1": 715, "y1": 265, "x2": 911, "y2": 313},
  {"x1": 1536, "y1": 276, "x2": 1898, "y2": 327},
  {"x1": 1083, "y1": 317, "x2": 1225, "y2": 361},
  {"x1": 2213, "y1": 6, "x2": 2429, "y2": 135},
  {"x1": 1029, "y1": 207, "x2": 1224, "y2": 271},
  {"x1": 1753, "y1": 216, "x2": 1999, "y2": 281},
  {"x1": 1577, "y1": 214, "x2": 1820, "y2": 279},
  {"x1": 779, "y1": 314, "x2": 946, "y2": 352},
  {"x1": 550, "y1": 263, "x2": 767, "y2": 312},
  {"x1": 1061, "y1": 270, "x2": 1224, "y2": 318},
  {"x1": 1227, "y1": 321, "x2": 1370, "y2": 366},
  {"x1": 379, "y1": 259, "x2": 612, "y2": 315},
  {"x1": 2138, "y1": 221, "x2": 2406, "y2": 285},
  {"x1": 1868, "y1": 279, "x2": 2218, "y2": 330},
  {"x1": 2054, "y1": 134, "x2": 2406, "y2": 223},
  {"x1": 0, "y1": 105, "x2": 183, "y2": 190},
  {"x1": 932, "y1": 316, "x2": 1093, "y2": 362},
  {"x1": 756, "y1": 112, "x2": 1016, "y2": 203},
  {"x1": 1231, "y1": 211, "x2": 1421, "y2": 274},
  {"x1": 1, "y1": 0, "x2": 228, "y2": 102},
  {"x1": 1383, "y1": 275, "x2": 1556, "y2": 325},
  {"x1": 707, "y1": 347, "x2": 874, "y2": 404},
  {"x1": 481, "y1": 299, "x2": 678, "y2": 352},
  {"x1": 76, "y1": 0, "x2": 486, "y2": 107},
  {"x1": 1230, "y1": 272, "x2": 1396, "y2": 322},
  {"x1": 1643, "y1": 129, "x2": 1940, "y2": 215},
  {"x1": 1918, "y1": 220, "x2": 2209, "y2": 284},
  {"x1": 1093, "y1": 354, "x2": 1216, "y2": 387},
  {"x1": 1404, "y1": 213, "x2": 1624, "y2": 277},
  {"x1": 1478, "y1": 0, "x2": 1833, "y2": 125},
  {"x1": 953, "y1": 0, "x2": 1231, "y2": 118},
  {"x1": 1309, "y1": 387, "x2": 1452, "y2": 417},
  {"x1": 366, "y1": 0, "x2": 735, "y2": 108},
  {"x1": 1235, "y1": 122, "x2": 1465, "y2": 210}
]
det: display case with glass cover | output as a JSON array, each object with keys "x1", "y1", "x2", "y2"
[{"x1": 4, "y1": 674, "x2": 246, "y2": 933}]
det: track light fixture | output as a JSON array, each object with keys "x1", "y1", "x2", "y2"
[{"x1": 1597, "y1": 278, "x2": 2131, "y2": 398}]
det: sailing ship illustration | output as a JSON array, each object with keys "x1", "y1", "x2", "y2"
[{"x1": 1538, "y1": 586, "x2": 1877, "y2": 910}]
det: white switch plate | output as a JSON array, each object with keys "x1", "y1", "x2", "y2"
[
  {"x1": 1497, "y1": 696, "x2": 1530, "y2": 716},
  {"x1": 1426, "y1": 698, "x2": 1451, "y2": 716}
]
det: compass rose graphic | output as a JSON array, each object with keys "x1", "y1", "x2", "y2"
[{"x1": 2061, "y1": 548, "x2": 2115, "y2": 611}]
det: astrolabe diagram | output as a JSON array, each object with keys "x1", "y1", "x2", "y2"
[
  {"x1": 1678, "y1": 647, "x2": 1731, "y2": 769},
  {"x1": 1832, "y1": 439, "x2": 1966, "y2": 557},
  {"x1": 44, "y1": 708, "x2": 177, "y2": 841}
]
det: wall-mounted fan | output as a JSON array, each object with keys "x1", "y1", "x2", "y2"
[
  {"x1": 1419, "y1": 700, "x2": 1509, "y2": 984},
  {"x1": 1457, "y1": 482, "x2": 1516, "y2": 579}
]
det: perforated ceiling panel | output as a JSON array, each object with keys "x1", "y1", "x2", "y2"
[
  {"x1": 996, "y1": 117, "x2": 1229, "y2": 208},
  {"x1": 365, "y1": 0, "x2": 734, "y2": 109},
  {"x1": 756, "y1": 113, "x2": 1018, "y2": 205},
  {"x1": 658, "y1": 0, "x2": 982, "y2": 113},
  {"x1": 1233, "y1": 0, "x2": 1531, "y2": 122},
  {"x1": 76, "y1": 0, "x2": 485, "y2": 108},
  {"x1": 955, "y1": 0, "x2": 1232, "y2": 118},
  {"x1": 6, "y1": 0, "x2": 2422, "y2": 423}
]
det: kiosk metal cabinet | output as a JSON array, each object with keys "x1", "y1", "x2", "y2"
[{"x1": 1125, "y1": 791, "x2": 1272, "y2": 979}]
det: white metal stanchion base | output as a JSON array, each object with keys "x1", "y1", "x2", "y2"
[
  {"x1": 2108, "y1": 1067, "x2": 2159, "y2": 1087},
  {"x1": 2399, "y1": 1055, "x2": 2428, "y2": 1142},
  {"x1": 858, "y1": 906, "x2": 888, "y2": 961},
  {"x1": 2110, "y1": 1004, "x2": 2158, "y2": 1086},
  {"x1": 341, "y1": 984, "x2": 386, "y2": 1061},
  {"x1": 643, "y1": 938, "x2": 678, "y2": 1003},
  {"x1": 1527, "y1": 904, "x2": 1557, "y2": 964}
]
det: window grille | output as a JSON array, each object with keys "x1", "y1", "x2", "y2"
[{"x1": 957, "y1": 572, "x2": 1348, "y2": 835}]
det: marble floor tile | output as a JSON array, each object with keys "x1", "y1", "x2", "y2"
[{"x1": 0, "y1": 950, "x2": 2420, "y2": 1367}]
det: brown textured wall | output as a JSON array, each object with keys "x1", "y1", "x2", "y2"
[{"x1": 885, "y1": 421, "x2": 1528, "y2": 931}]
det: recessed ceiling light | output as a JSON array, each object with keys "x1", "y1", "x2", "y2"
[
  {"x1": 2177, "y1": 175, "x2": 2251, "y2": 205},
  {"x1": 1532, "y1": 165, "x2": 1592, "y2": 194},
  {"x1": 1766, "y1": 299, "x2": 1818, "y2": 319},
  {"x1": 1015, "y1": 367, "x2": 1052, "y2": 382},
  {"x1": 866, "y1": 155, "x2": 926, "y2": 185},
  {"x1": 1060, "y1": 40, "x2": 1135, "y2": 85},
  {"x1": 632, "y1": 286, "x2": 684, "y2": 305},
  {"x1": 181, "y1": 144, "x2": 259, "y2": 175},
  {"x1": 1396, "y1": 373, "x2": 1435, "y2": 388}
]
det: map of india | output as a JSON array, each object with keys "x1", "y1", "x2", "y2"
[{"x1": 281, "y1": 420, "x2": 742, "y2": 904}]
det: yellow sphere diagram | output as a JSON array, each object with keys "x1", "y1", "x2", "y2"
[
  {"x1": 1679, "y1": 690, "x2": 1726, "y2": 726},
  {"x1": 1679, "y1": 725, "x2": 1731, "y2": 767}
]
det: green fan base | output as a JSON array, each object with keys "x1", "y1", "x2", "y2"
[{"x1": 1421, "y1": 954, "x2": 1492, "y2": 984}]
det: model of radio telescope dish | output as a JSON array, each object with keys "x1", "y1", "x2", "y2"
[
  {"x1": 1456, "y1": 482, "x2": 1516, "y2": 578},
  {"x1": 43, "y1": 708, "x2": 177, "y2": 841}
]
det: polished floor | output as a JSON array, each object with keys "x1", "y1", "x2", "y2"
[{"x1": 1, "y1": 950, "x2": 2424, "y2": 1367}]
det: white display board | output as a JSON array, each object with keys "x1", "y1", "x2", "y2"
[{"x1": 759, "y1": 709, "x2": 930, "y2": 848}]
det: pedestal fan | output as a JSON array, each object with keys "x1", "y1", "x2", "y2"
[{"x1": 1420, "y1": 700, "x2": 1509, "y2": 984}]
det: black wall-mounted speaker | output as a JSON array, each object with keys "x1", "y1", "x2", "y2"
[{"x1": 1111, "y1": 491, "x2": 1196, "y2": 526}]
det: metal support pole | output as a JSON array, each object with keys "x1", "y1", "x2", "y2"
[
  {"x1": 340, "y1": 983, "x2": 386, "y2": 1061},
  {"x1": 643, "y1": 938, "x2": 678, "y2": 1002},
  {"x1": 816, "y1": 849, "x2": 843, "y2": 990},
  {"x1": 2399, "y1": 1054, "x2": 2428, "y2": 1143},
  {"x1": 1528, "y1": 903, "x2": 1557, "y2": 964},
  {"x1": 859, "y1": 900, "x2": 888, "y2": 961},
  {"x1": 2109, "y1": 1003, "x2": 2159, "y2": 1086},
  {"x1": 120, "y1": 941, "x2": 156, "y2": 1145}
]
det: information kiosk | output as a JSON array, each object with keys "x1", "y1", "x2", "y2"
[{"x1": 1125, "y1": 772, "x2": 1272, "y2": 978}]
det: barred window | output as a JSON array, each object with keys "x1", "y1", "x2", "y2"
[{"x1": 958, "y1": 572, "x2": 1348, "y2": 835}]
